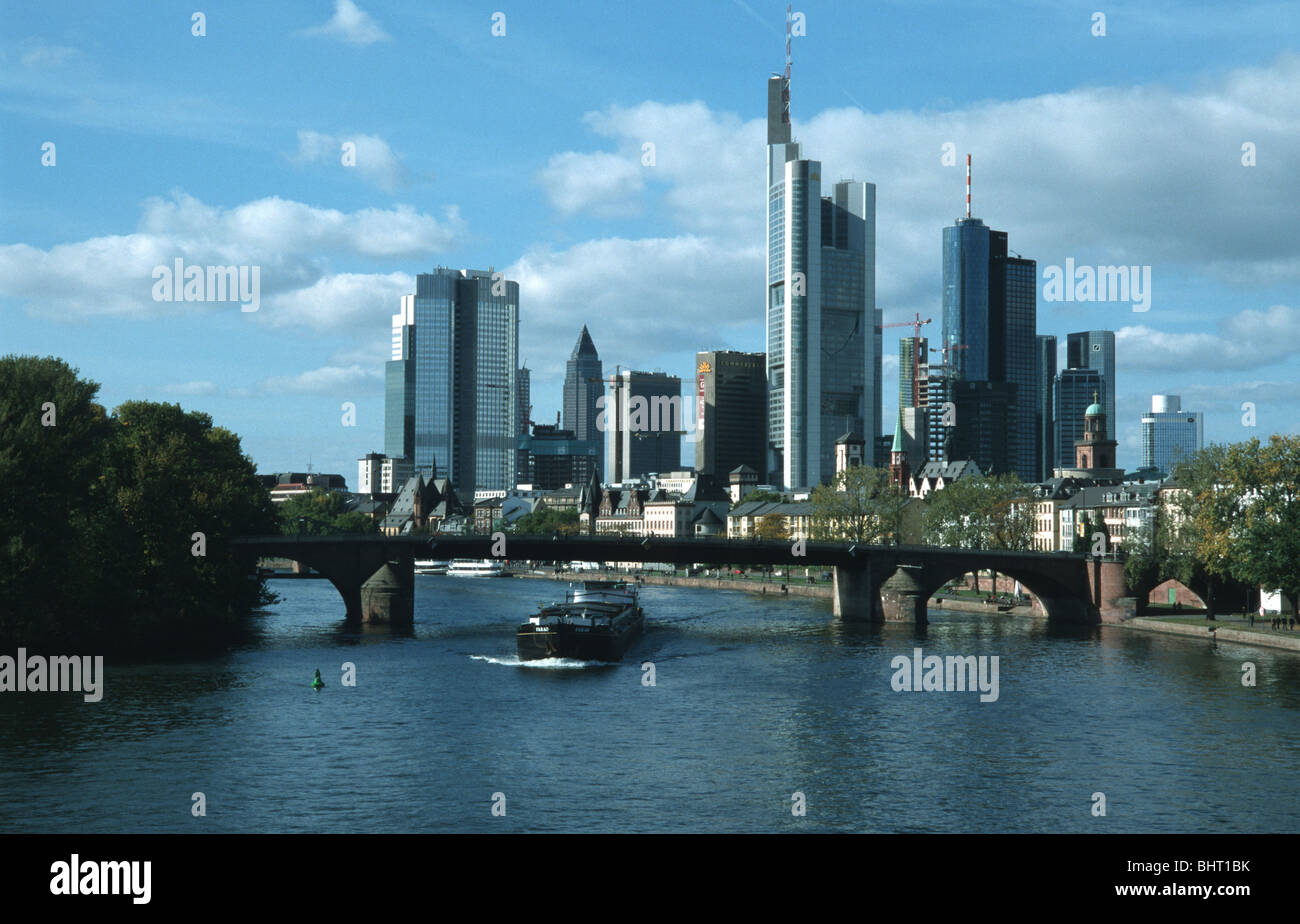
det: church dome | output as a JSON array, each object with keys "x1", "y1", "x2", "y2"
[{"x1": 1085, "y1": 402, "x2": 1103, "y2": 416}]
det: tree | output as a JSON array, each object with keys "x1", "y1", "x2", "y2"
[
  {"x1": 279, "y1": 487, "x2": 378, "y2": 535},
  {"x1": 510, "y1": 507, "x2": 581, "y2": 535},
  {"x1": 809, "y1": 465, "x2": 903, "y2": 542},
  {"x1": 921, "y1": 474, "x2": 1033, "y2": 593},
  {"x1": 0, "y1": 355, "x2": 112, "y2": 644},
  {"x1": 1232, "y1": 436, "x2": 1300, "y2": 616},
  {"x1": 740, "y1": 489, "x2": 784, "y2": 506},
  {"x1": 755, "y1": 514, "x2": 790, "y2": 540},
  {"x1": 0, "y1": 356, "x2": 281, "y2": 656}
]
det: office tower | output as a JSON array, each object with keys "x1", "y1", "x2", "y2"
[
  {"x1": 1141, "y1": 395, "x2": 1203, "y2": 474},
  {"x1": 694, "y1": 350, "x2": 767, "y2": 482},
  {"x1": 603, "y1": 369, "x2": 683, "y2": 483},
  {"x1": 358, "y1": 452, "x2": 384, "y2": 495},
  {"x1": 1054, "y1": 367, "x2": 1103, "y2": 474},
  {"x1": 562, "y1": 325, "x2": 603, "y2": 479},
  {"x1": 948, "y1": 380, "x2": 1016, "y2": 476},
  {"x1": 940, "y1": 169, "x2": 1037, "y2": 482},
  {"x1": 516, "y1": 365, "x2": 531, "y2": 487},
  {"x1": 989, "y1": 232, "x2": 1037, "y2": 481},
  {"x1": 923, "y1": 373, "x2": 953, "y2": 462},
  {"x1": 765, "y1": 56, "x2": 880, "y2": 490},
  {"x1": 523, "y1": 424, "x2": 600, "y2": 491},
  {"x1": 899, "y1": 336, "x2": 928, "y2": 412},
  {"x1": 1035, "y1": 335, "x2": 1057, "y2": 481},
  {"x1": 1066, "y1": 331, "x2": 1116, "y2": 440},
  {"x1": 396, "y1": 268, "x2": 519, "y2": 497},
  {"x1": 385, "y1": 297, "x2": 416, "y2": 462}
]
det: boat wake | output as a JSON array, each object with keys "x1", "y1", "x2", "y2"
[{"x1": 468, "y1": 654, "x2": 605, "y2": 670}]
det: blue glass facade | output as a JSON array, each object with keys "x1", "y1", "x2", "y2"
[
  {"x1": 1055, "y1": 367, "x2": 1103, "y2": 470},
  {"x1": 408, "y1": 269, "x2": 519, "y2": 496},
  {"x1": 942, "y1": 219, "x2": 990, "y2": 382}
]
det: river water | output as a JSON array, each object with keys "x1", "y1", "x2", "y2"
[{"x1": 3, "y1": 574, "x2": 1298, "y2": 833}]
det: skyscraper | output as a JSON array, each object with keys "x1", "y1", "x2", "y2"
[
  {"x1": 1141, "y1": 395, "x2": 1203, "y2": 474},
  {"x1": 394, "y1": 268, "x2": 519, "y2": 497},
  {"x1": 899, "y1": 336, "x2": 928, "y2": 414},
  {"x1": 1054, "y1": 367, "x2": 1103, "y2": 475},
  {"x1": 694, "y1": 350, "x2": 767, "y2": 482},
  {"x1": 1035, "y1": 335, "x2": 1057, "y2": 481},
  {"x1": 1066, "y1": 331, "x2": 1116, "y2": 440},
  {"x1": 562, "y1": 325, "x2": 603, "y2": 479},
  {"x1": 516, "y1": 365, "x2": 531, "y2": 486},
  {"x1": 940, "y1": 186, "x2": 1037, "y2": 481},
  {"x1": 765, "y1": 65, "x2": 879, "y2": 489},
  {"x1": 385, "y1": 298, "x2": 416, "y2": 463},
  {"x1": 603, "y1": 369, "x2": 682, "y2": 483}
]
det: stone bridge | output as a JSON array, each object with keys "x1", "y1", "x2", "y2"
[{"x1": 231, "y1": 535, "x2": 1132, "y2": 630}]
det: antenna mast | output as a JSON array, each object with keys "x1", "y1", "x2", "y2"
[
  {"x1": 782, "y1": 5, "x2": 792, "y2": 127},
  {"x1": 965, "y1": 153, "x2": 972, "y2": 219}
]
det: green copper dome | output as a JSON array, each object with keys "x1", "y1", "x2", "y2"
[{"x1": 1085, "y1": 402, "x2": 1103, "y2": 416}]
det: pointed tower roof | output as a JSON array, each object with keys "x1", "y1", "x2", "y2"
[
  {"x1": 891, "y1": 407, "x2": 905, "y2": 454},
  {"x1": 570, "y1": 325, "x2": 598, "y2": 360}
]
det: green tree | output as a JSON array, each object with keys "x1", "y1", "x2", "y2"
[
  {"x1": 0, "y1": 356, "x2": 112, "y2": 644},
  {"x1": 1232, "y1": 436, "x2": 1300, "y2": 616},
  {"x1": 102, "y1": 401, "x2": 280, "y2": 652},
  {"x1": 509, "y1": 507, "x2": 581, "y2": 535},
  {"x1": 809, "y1": 465, "x2": 903, "y2": 542},
  {"x1": 279, "y1": 487, "x2": 379, "y2": 535},
  {"x1": 922, "y1": 474, "x2": 1033, "y2": 551},
  {"x1": 755, "y1": 514, "x2": 790, "y2": 540},
  {"x1": 739, "y1": 489, "x2": 784, "y2": 506}
]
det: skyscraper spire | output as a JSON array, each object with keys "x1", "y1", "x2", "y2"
[{"x1": 966, "y1": 153, "x2": 972, "y2": 219}]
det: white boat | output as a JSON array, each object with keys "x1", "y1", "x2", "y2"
[
  {"x1": 447, "y1": 558, "x2": 506, "y2": 577},
  {"x1": 414, "y1": 559, "x2": 450, "y2": 574}
]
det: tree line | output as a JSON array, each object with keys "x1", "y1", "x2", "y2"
[{"x1": 0, "y1": 356, "x2": 278, "y2": 657}]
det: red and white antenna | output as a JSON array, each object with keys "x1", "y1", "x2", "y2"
[{"x1": 965, "y1": 153, "x2": 972, "y2": 219}]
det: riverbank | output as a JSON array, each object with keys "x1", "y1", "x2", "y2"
[{"x1": 1110, "y1": 615, "x2": 1300, "y2": 653}]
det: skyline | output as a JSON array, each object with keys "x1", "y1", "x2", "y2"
[{"x1": 3, "y1": 1, "x2": 1299, "y2": 481}]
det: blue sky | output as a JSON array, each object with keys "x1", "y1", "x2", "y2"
[{"x1": 3, "y1": 0, "x2": 1298, "y2": 481}]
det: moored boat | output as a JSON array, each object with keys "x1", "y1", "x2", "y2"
[
  {"x1": 447, "y1": 558, "x2": 506, "y2": 577},
  {"x1": 516, "y1": 580, "x2": 644, "y2": 662},
  {"x1": 414, "y1": 559, "x2": 450, "y2": 574}
]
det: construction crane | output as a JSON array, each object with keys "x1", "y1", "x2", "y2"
[
  {"x1": 879, "y1": 312, "x2": 932, "y2": 407},
  {"x1": 927, "y1": 342, "x2": 969, "y2": 380}
]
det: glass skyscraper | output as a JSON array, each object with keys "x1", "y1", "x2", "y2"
[
  {"x1": 1066, "y1": 331, "x2": 1116, "y2": 440},
  {"x1": 1054, "y1": 366, "x2": 1103, "y2": 473},
  {"x1": 941, "y1": 220, "x2": 1037, "y2": 480},
  {"x1": 765, "y1": 74, "x2": 880, "y2": 489},
  {"x1": 391, "y1": 268, "x2": 519, "y2": 498},
  {"x1": 1141, "y1": 394, "x2": 1203, "y2": 474},
  {"x1": 1035, "y1": 335, "x2": 1057, "y2": 481}
]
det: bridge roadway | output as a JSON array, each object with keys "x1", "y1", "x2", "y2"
[{"x1": 231, "y1": 534, "x2": 1132, "y2": 629}]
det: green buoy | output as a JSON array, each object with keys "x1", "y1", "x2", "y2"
[{"x1": 311, "y1": 668, "x2": 324, "y2": 690}]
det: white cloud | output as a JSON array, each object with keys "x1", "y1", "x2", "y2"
[
  {"x1": 0, "y1": 191, "x2": 461, "y2": 321},
  {"x1": 536, "y1": 151, "x2": 645, "y2": 217},
  {"x1": 292, "y1": 130, "x2": 409, "y2": 191},
  {"x1": 259, "y1": 364, "x2": 382, "y2": 394},
  {"x1": 19, "y1": 43, "x2": 79, "y2": 69},
  {"x1": 262, "y1": 272, "x2": 413, "y2": 329},
  {"x1": 1117, "y1": 304, "x2": 1300, "y2": 371},
  {"x1": 158, "y1": 380, "x2": 218, "y2": 396},
  {"x1": 298, "y1": 0, "x2": 390, "y2": 45}
]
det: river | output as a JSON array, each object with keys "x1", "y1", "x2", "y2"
[{"x1": 2, "y1": 574, "x2": 1298, "y2": 833}]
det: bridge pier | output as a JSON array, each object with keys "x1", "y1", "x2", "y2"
[
  {"x1": 359, "y1": 562, "x2": 414, "y2": 629},
  {"x1": 880, "y1": 567, "x2": 927, "y2": 626},
  {"x1": 832, "y1": 565, "x2": 881, "y2": 622}
]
